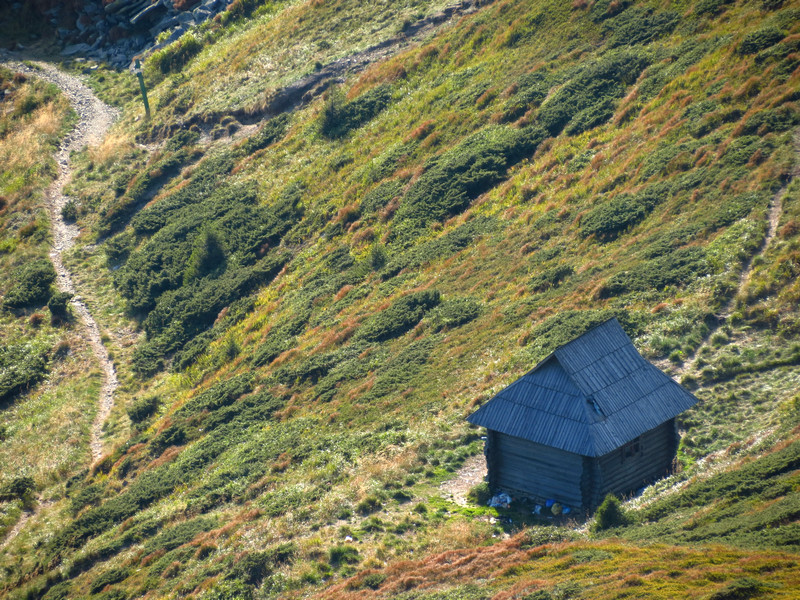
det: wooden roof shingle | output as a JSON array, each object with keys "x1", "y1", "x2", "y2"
[{"x1": 467, "y1": 318, "x2": 698, "y2": 457}]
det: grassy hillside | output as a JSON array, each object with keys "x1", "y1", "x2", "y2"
[
  {"x1": 2, "y1": 0, "x2": 800, "y2": 598},
  {"x1": 0, "y1": 65, "x2": 103, "y2": 544}
]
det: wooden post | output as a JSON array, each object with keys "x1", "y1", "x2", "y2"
[{"x1": 134, "y1": 59, "x2": 150, "y2": 119}]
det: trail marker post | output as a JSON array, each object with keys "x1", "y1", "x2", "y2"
[{"x1": 134, "y1": 59, "x2": 151, "y2": 119}]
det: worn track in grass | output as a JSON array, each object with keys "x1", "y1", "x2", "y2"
[{"x1": 0, "y1": 57, "x2": 120, "y2": 463}]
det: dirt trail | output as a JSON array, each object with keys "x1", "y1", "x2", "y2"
[
  {"x1": 0, "y1": 58, "x2": 120, "y2": 463},
  {"x1": 670, "y1": 129, "x2": 800, "y2": 379}
]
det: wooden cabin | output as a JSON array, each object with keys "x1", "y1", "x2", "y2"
[{"x1": 467, "y1": 318, "x2": 698, "y2": 511}]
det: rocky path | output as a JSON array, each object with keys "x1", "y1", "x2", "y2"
[
  {"x1": 0, "y1": 58, "x2": 120, "y2": 463},
  {"x1": 439, "y1": 454, "x2": 486, "y2": 506},
  {"x1": 669, "y1": 129, "x2": 800, "y2": 380}
]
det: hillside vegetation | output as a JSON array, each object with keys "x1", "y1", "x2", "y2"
[{"x1": 1, "y1": 0, "x2": 800, "y2": 598}]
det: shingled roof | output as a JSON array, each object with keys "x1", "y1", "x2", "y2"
[{"x1": 467, "y1": 318, "x2": 698, "y2": 457}]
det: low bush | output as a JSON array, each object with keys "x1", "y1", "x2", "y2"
[
  {"x1": 393, "y1": 126, "x2": 544, "y2": 239},
  {"x1": 428, "y1": 298, "x2": 482, "y2": 331},
  {"x1": 89, "y1": 567, "x2": 130, "y2": 594},
  {"x1": 47, "y1": 292, "x2": 73, "y2": 322},
  {"x1": 737, "y1": 27, "x2": 785, "y2": 55},
  {"x1": 467, "y1": 481, "x2": 491, "y2": 505},
  {"x1": 580, "y1": 183, "x2": 671, "y2": 240},
  {"x1": 229, "y1": 543, "x2": 296, "y2": 585},
  {"x1": 148, "y1": 32, "x2": 203, "y2": 76},
  {"x1": 0, "y1": 342, "x2": 49, "y2": 404},
  {"x1": 320, "y1": 85, "x2": 393, "y2": 139},
  {"x1": 3, "y1": 259, "x2": 56, "y2": 309},
  {"x1": 127, "y1": 396, "x2": 160, "y2": 423},
  {"x1": 381, "y1": 217, "x2": 497, "y2": 279},
  {"x1": 592, "y1": 494, "x2": 630, "y2": 531},
  {"x1": 708, "y1": 578, "x2": 769, "y2": 600},
  {"x1": 328, "y1": 544, "x2": 360, "y2": 567},
  {"x1": 241, "y1": 113, "x2": 290, "y2": 154},
  {"x1": 606, "y1": 7, "x2": 679, "y2": 48},
  {"x1": 530, "y1": 265, "x2": 574, "y2": 293},
  {"x1": 0, "y1": 476, "x2": 35, "y2": 501},
  {"x1": 142, "y1": 517, "x2": 217, "y2": 554},
  {"x1": 537, "y1": 49, "x2": 649, "y2": 137},
  {"x1": 599, "y1": 246, "x2": 710, "y2": 298},
  {"x1": 354, "y1": 290, "x2": 440, "y2": 342}
]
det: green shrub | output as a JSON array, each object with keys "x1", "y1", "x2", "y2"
[
  {"x1": 0, "y1": 476, "x2": 35, "y2": 501},
  {"x1": 738, "y1": 27, "x2": 785, "y2": 55},
  {"x1": 320, "y1": 84, "x2": 393, "y2": 139},
  {"x1": 183, "y1": 228, "x2": 226, "y2": 285},
  {"x1": 393, "y1": 127, "x2": 543, "y2": 239},
  {"x1": 530, "y1": 265, "x2": 574, "y2": 292},
  {"x1": 3, "y1": 259, "x2": 55, "y2": 309},
  {"x1": 606, "y1": 7, "x2": 679, "y2": 48},
  {"x1": 89, "y1": 567, "x2": 130, "y2": 594},
  {"x1": 355, "y1": 290, "x2": 440, "y2": 342},
  {"x1": 737, "y1": 105, "x2": 800, "y2": 136},
  {"x1": 360, "y1": 180, "x2": 404, "y2": 215},
  {"x1": 229, "y1": 543, "x2": 296, "y2": 585},
  {"x1": 708, "y1": 577, "x2": 769, "y2": 600},
  {"x1": 592, "y1": 494, "x2": 630, "y2": 531},
  {"x1": 47, "y1": 292, "x2": 73, "y2": 321},
  {"x1": 382, "y1": 217, "x2": 497, "y2": 278},
  {"x1": 61, "y1": 200, "x2": 78, "y2": 222},
  {"x1": 580, "y1": 184, "x2": 670, "y2": 240},
  {"x1": 241, "y1": 113, "x2": 290, "y2": 154},
  {"x1": 537, "y1": 49, "x2": 649, "y2": 137},
  {"x1": 0, "y1": 342, "x2": 49, "y2": 404},
  {"x1": 428, "y1": 298, "x2": 482, "y2": 331},
  {"x1": 599, "y1": 246, "x2": 710, "y2": 297},
  {"x1": 148, "y1": 32, "x2": 203, "y2": 75},
  {"x1": 143, "y1": 517, "x2": 217, "y2": 554},
  {"x1": 696, "y1": 0, "x2": 735, "y2": 16},
  {"x1": 467, "y1": 481, "x2": 491, "y2": 505},
  {"x1": 328, "y1": 544, "x2": 360, "y2": 567},
  {"x1": 356, "y1": 494, "x2": 383, "y2": 515},
  {"x1": 127, "y1": 396, "x2": 160, "y2": 423}
]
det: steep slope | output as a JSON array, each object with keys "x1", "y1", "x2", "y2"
[{"x1": 1, "y1": 0, "x2": 800, "y2": 598}]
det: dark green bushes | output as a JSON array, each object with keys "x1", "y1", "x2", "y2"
[
  {"x1": 89, "y1": 567, "x2": 130, "y2": 594},
  {"x1": 0, "y1": 476, "x2": 35, "y2": 501},
  {"x1": 737, "y1": 27, "x2": 785, "y2": 55},
  {"x1": 148, "y1": 32, "x2": 203, "y2": 75},
  {"x1": 320, "y1": 85, "x2": 393, "y2": 139},
  {"x1": 530, "y1": 265, "x2": 573, "y2": 293},
  {"x1": 393, "y1": 126, "x2": 544, "y2": 240},
  {"x1": 127, "y1": 396, "x2": 160, "y2": 423},
  {"x1": 0, "y1": 342, "x2": 49, "y2": 404},
  {"x1": 708, "y1": 578, "x2": 769, "y2": 600},
  {"x1": 142, "y1": 517, "x2": 217, "y2": 554},
  {"x1": 642, "y1": 441, "x2": 800, "y2": 522},
  {"x1": 251, "y1": 305, "x2": 311, "y2": 367},
  {"x1": 427, "y1": 298, "x2": 481, "y2": 331},
  {"x1": 241, "y1": 113, "x2": 289, "y2": 154},
  {"x1": 364, "y1": 337, "x2": 435, "y2": 400},
  {"x1": 381, "y1": 217, "x2": 497, "y2": 278},
  {"x1": 3, "y1": 259, "x2": 55, "y2": 309},
  {"x1": 580, "y1": 183, "x2": 671, "y2": 240},
  {"x1": 737, "y1": 105, "x2": 800, "y2": 136},
  {"x1": 592, "y1": 495, "x2": 631, "y2": 531},
  {"x1": 599, "y1": 247, "x2": 710, "y2": 298},
  {"x1": 606, "y1": 7, "x2": 679, "y2": 48},
  {"x1": 354, "y1": 290, "x2": 440, "y2": 342},
  {"x1": 229, "y1": 543, "x2": 296, "y2": 585},
  {"x1": 537, "y1": 50, "x2": 649, "y2": 137}
]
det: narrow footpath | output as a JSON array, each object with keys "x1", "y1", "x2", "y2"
[{"x1": 0, "y1": 57, "x2": 120, "y2": 463}]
